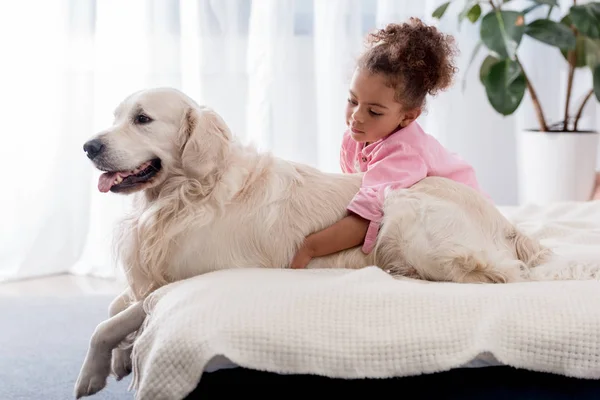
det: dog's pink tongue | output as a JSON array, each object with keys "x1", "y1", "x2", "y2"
[{"x1": 98, "y1": 172, "x2": 117, "y2": 193}]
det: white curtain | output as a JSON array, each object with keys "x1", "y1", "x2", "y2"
[{"x1": 0, "y1": 0, "x2": 598, "y2": 281}]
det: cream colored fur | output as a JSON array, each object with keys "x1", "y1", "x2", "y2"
[
  {"x1": 75, "y1": 87, "x2": 553, "y2": 397},
  {"x1": 104, "y1": 88, "x2": 551, "y2": 295}
]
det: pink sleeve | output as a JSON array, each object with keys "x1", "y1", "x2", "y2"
[
  {"x1": 340, "y1": 146, "x2": 350, "y2": 173},
  {"x1": 339, "y1": 132, "x2": 353, "y2": 173},
  {"x1": 346, "y1": 144, "x2": 428, "y2": 254}
]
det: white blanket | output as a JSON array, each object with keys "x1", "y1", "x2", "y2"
[{"x1": 130, "y1": 201, "x2": 600, "y2": 400}]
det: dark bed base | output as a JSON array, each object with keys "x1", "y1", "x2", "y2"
[{"x1": 185, "y1": 366, "x2": 600, "y2": 399}]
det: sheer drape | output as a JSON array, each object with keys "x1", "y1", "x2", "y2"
[{"x1": 1, "y1": 0, "x2": 597, "y2": 281}]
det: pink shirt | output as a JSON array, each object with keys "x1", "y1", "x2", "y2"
[{"x1": 340, "y1": 121, "x2": 485, "y2": 254}]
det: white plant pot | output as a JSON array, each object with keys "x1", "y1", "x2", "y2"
[{"x1": 516, "y1": 130, "x2": 599, "y2": 205}]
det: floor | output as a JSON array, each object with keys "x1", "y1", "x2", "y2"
[
  {"x1": 0, "y1": 274, "x2": 133, "y2": 400},
  {"x1": 0, "y1": 274, "x2": 125, "y2": 297}
]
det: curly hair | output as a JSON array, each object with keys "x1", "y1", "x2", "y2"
[{"x1": 357, "y1": 18, "x2": 459, "y2": 111}]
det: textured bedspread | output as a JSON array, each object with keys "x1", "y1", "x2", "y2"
[{"x1": 129, "y1": 201, "x2": 600, "y2": 400}]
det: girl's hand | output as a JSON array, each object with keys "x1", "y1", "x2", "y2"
[{"x1": 289, "y1": 242, "x2": 315, "y2": 269}]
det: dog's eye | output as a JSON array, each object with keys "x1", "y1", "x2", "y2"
[{"x1": 135, "y1": 114, "x2": 152, "y2": 124}]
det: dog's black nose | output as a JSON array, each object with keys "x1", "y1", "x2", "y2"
[{"x1": 83, "y1": 139, "x2": 104, "y2": 160}]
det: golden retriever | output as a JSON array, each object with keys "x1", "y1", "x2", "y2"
[{"x1": 74, "y1": 87, "x2": 551, "y2": 397}]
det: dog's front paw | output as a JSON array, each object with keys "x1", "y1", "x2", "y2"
[
  {"x1": 74, "y1": 355, "x2": 111, "y2": 399},
  {"x1": 112, "y1": 347, "x2": 133, "y2": 380}
]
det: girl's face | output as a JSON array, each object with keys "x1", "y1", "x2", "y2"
[{"x1": 345, "y1": 68, "x2": 421, "y2": 144}]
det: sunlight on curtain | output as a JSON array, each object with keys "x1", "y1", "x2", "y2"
[
  {"x1": 0, "y1": 0, "x2": 77, "y2": 280},
  {"x1": 0, "y1": 0, "x2": 597, "y2": 282}
]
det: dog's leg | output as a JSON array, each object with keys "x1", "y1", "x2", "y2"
[
  {"x1": 108, "y1": 289, "x2": 136, "y2": 380},
  {"x1": 111, "y1": 342, "x2": 134, "y2": 381},
  {"x1": 74, "y1": 301, "x2": 146, "y2": 399},
  {"x1": 108, "y1": 288, "x2": 133, "y2": 316}
]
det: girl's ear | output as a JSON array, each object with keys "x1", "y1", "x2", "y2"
[{"x1": 400, "y1": 108, "x2": 422, "y2": 127}]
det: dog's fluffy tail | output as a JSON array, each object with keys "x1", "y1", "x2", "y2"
[
  {"x1": 441, "y1": 248, "x2": 527, "y2": 284},
  {"x1": 448, "y1": 230, "x2": 557, "y2": 284},
  {"x1": 512, "y1": 230, "x2": 553, "y2": 268}
]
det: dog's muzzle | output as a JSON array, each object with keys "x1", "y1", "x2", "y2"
[{"x1": 83, "y1": 139, "x2": 104, "y2": 160}]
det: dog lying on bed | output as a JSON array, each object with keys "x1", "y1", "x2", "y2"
[{"x1": 74, "y1": 87, "x2": 551, "y2": 397}]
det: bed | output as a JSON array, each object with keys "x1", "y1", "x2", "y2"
[{"x1": 122, "y1": 201, "x2": 600, "y2": 399}]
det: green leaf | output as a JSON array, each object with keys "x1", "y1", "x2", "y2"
[
  {"x1": 562, "y1": 35, "x2": 600, "y2": 68},
  {"x1": 584, "y1": 36, "x2": 600, "y2": 69},
  {"x1": 483, "y1": 58, "x2": 527, "y2": 116},
  {"x1": 525, "y1": 19, "x2": 577, "y2": 50},
  {"x1": 432, "y1": 2, "x2": 451, "y2": 19},
  {"x1": 560, "y1": 15, "x2": 586, "y2": 68},
  {"x1": 458, "y1": 1, "x2": 477, "y2": 26},
  {"x1": 480, "y1": 10, "x2": 526, "y2": 59},
  {"x1": 533, "y1": 0, "x2": 558, "y2": 6},
  {"x1": 560, "y1": 16, "x2": 600, "y2": 69},
  {"x1": 467, "y1": 4, "x2": 482, "y2": 23},
  {"x1": 479, "y1": 55, "x2": 501, "y2": 84},
  {"x1": 594, "y1": 64, "x2": 600, "y2": 102},
  {"x1": 570, "y1": 3, "x2": 600, "y2": 39}
]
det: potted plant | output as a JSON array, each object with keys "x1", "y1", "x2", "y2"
[{"x1": 433, "y1": 0, "x2": 600, "y2": 204}]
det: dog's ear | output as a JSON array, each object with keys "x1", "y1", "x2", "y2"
[{"x1": 178, "y1": 106, "x2": 231, "y2": 181}]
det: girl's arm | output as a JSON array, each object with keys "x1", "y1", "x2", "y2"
[
  {"x1": 289, "y1": 213, "x2": 369, "y2": 269},
  {"x1": 290, "y1": 140, "x2": 429, "y2": 269}
]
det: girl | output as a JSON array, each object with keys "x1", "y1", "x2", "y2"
[{"x1": 290, "y1": 18, "x2": 485, "y2": 269}]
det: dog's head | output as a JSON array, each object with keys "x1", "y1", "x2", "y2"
[{"x1": 83, "y1": 88, "x2": 232, "y2": 195}]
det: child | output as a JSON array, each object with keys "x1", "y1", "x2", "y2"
[{"x1": 290, "y1": 18, "x2": 485, "y2": 269}]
